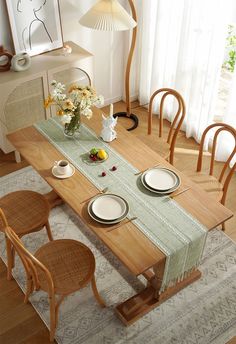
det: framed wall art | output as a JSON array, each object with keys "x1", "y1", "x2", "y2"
[{"x1": 6, "y1": 0, "x2": 63, "y2": 57}]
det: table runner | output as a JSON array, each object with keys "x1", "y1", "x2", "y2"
[{"x1": 35, "y1": 117, "x2": 208, "y2": 292}]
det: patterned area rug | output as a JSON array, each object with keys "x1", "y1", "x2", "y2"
[{"x1": 0, "y1": 167, "x2": 236, "y2": 344}]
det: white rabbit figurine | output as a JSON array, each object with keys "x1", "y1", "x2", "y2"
[{"x1": 100, "y1": 105, "x2": 118, "y2": 142}]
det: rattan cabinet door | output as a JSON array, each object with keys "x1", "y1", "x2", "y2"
[{"x1": 0, "y1": 73, "x2": 49, "y2": 154}]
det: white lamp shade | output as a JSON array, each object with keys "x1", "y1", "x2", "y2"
[{"x1": 79, "y1": 0, "x2": 137, "y2": 31}]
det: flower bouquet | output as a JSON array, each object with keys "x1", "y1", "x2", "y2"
[{"x1": 45, "y1": 80, "x2": 104, "y2": 137}]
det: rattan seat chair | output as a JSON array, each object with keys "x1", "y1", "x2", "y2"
[
  {"x1": 0, "y1": 190, "x2": 53, "y2": 279},
  {"x1": 139, "y1": 88, "x2": 186, "y2": 165},
  {"x1": 184, "y1": 123, "x2": 236, "y2": 230},
  {"x1": 4, "y1": 224, "x2": 105, "y2": 342}
]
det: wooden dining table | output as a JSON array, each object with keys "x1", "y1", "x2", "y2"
[{"x1": 7, "y1": 108, "x2": 233, "y2": 325}]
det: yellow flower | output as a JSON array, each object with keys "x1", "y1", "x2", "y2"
[
  {"x1": 44, "y1": 95, "x2": 54, "y2": 108},
  {"x1": 82, "y1": 90, "x2": 90, "y2": 98},
  {"x1": 56, "y1": 110, "x2": 64, "y2": 116},
  {"x1": 68, "y1": 85, "x2": 78, "y2": 93},
  {"x1": 63, "y1": 99, "x2": 74, "y2": 110}
]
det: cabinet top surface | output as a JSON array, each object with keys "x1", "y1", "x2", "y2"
[{"x1": 0, "y1": 42, "x2": 93, "y2": 85}]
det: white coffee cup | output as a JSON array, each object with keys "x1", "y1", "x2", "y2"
[{"x1": 54, "y1": 160, "x2": 70, "y2": 175}]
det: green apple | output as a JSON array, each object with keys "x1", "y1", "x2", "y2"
[{"x1": 90, "y1": 147, "x2": 99, "y2": 155}]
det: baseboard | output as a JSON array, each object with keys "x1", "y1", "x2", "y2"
[{"x1": 98, "y1": 94, "x2": 139, "y2": 108}]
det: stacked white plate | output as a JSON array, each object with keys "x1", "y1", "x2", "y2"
[
  {"x1": 141, "y1": 167, "x2": 181, "y2": 194},
  {"x1": 88, "y1": 194, "x2": 129, "y2": 224}
]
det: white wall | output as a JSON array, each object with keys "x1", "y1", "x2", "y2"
[{"x1": 0, "y1": 0, "x2": 126, "y2": 105}]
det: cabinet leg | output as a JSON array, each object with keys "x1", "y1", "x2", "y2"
[{"x1": 14, "y1": 151, "x2": 21, "y2": 163}]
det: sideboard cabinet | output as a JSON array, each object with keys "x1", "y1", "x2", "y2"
[{"x1": 0, "y1": 42, "x2": 93, "y2": 159}]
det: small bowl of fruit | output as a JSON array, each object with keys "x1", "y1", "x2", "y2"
[{"x1": 89, "y1": 147, "x2": 109, "y2": 163}]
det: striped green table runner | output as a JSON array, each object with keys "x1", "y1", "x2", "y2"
[{"x1": 35, "y1": 117, "x2": 207, "y2": 292}]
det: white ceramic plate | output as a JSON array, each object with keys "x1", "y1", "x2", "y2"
[
  {"x1": 141, "y1": 176, "x2": 180, "y2": 194},
  {"x1": 52, "y1": 164, "x2": 75, "y2": 179},
  {"x1": 91, "y1": 194, "x2": 128, "y2": 220},
  {"x1": 88, "y1": 194, "x2": 129, "y2": 224},
  {"x1": 141, "y1": 169, "x2": 181, "y2": 194},
  {"x1": 87, "y1": 204, "x2": 129, "y2": 225},
  {"x1": 144, "y1": 167, "x2": 178, "y2": 191}
]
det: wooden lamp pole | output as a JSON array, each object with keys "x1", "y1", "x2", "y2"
[{"x1": 113, "y1": 0, "x2": 138, "y2": 131}]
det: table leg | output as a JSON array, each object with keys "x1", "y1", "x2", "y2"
[
  {"x1": 115, "y1": 260, "x2": 201, "y2": 326},
  {"x1": 44, "y1": 190, "x2": 63, "y2": 209}
]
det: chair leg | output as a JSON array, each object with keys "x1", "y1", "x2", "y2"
[
  {"x1": 24, "y1": 277, "x2": 34, "y2": 304},
  {"x1": 49, "y1": 296, "x2": 56, "y2": 342},
  {"x1": 5, "y1": 237, "x2": 14, "y2": 280},
  {"x1": 45, "y1": 221, "x2": 53, "y2": 241},
  {"x1": 55, "y1": 295, "x2": 65, "y2": 329},
  {"x1": 222, "y1": 222, "x2": 225, "y2": 231},
  {"x1": 169, "y1": 150, "x2": 174, "y2": 166},
  {"x1": 91, "y1": 275, "x2": 106, "y2": 307}
]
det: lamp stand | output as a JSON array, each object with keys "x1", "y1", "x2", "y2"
[{"x1": 113, "y1": 0, "x2": 138, "y2": 131}]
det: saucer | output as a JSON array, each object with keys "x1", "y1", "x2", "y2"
[{"x1": 52, "y1": 164, "x2": 75, "y2": 179}]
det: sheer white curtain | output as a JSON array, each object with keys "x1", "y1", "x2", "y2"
[
  {"x1": 215, "y1": 68, "x2": 236, "y2": 165},
  {"x1": 136, "y1": 0, "x2": 229, "y2": 142}
]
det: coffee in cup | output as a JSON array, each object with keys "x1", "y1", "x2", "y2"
[{"x1": 54, "y1": 160, "x2": 70, "y2": 175}]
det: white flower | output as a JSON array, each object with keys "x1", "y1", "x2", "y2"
[
  {"x1": 55, "y1": 82, "x2": 65, "y2": 92},
  {"x1": 57, "y1": 94, "x2": 66, "y2": 101},
  {"x1": 60, "y1": 114, "x2": 72, "y2": 124},
  {"x1": 97, "y1": 95, "x2": 104, "y2": 105},
  {"x1": 82, "y1": 108, "x2": 92, "y2": 119},
  {"x1": 52, "y1": 89, "x2": 66, "y2": 100}
]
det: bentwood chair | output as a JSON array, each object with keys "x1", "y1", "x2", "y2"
[
  {"x1": 0, "y1": 190, "x2": 53, "y2": 279},
  {"x1": 4, "y1": 224, "x2": 105, "y2": 342},
  {"x1": 139, "y1": 88, "x2": 186, "y2": 165},
  {"x1": 184, "y1": 123, "x2": 236, "y2": 230}
]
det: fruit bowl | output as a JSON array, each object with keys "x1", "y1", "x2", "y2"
[{"x1": 88, "y1": 148, "x2": 109, "y2": 163}]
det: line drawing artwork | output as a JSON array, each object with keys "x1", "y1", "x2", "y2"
[{"x1": 17, "y1": 0, "x2": 53, "y2": 51}]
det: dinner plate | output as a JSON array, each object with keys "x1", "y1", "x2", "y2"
[
  {"x1": 144, "y1": 167, "x2": 178, "y2": 191},
  {"x1": 141, "y1": 168, "x2": 181, "y2": 194},
  {"x1": 52, "y1": 164, "x2": 75, "y2": 179},
  {"x1": 88, "y1": 194, "x2": 129, "y2": 224},
  {"x1": 141, "y1": 176, "x2": 180, "y2": 194},
  {"x1": 88, "y1": 205, "x2": 129, "y2": 225},
  {"x1": 91, "y1": 194, "x2": 128, "y2": 220}
]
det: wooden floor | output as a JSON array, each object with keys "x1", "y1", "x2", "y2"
[{"x1": 0, "y1": 101, "x2": 235, "y2": 343}]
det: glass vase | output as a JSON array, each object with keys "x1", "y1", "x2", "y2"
[{"x1": 63, "y1": 108, "x2": 81, "y2": 138}]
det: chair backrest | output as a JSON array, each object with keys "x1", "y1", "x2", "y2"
[
  {"x1": 197, "y1": 123, "x2": 236, "y2": 205},
  {"x1": 4, "y1": 225, "x2": 54, "y2": 295},
  {"x1": 148, "y1": 88, "x2": 186, "y2": 154},
  {"x1": 0, "y1": 208, "x2": 8, "y2": 231}
]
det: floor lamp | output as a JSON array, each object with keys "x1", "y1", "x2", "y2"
[{"x1": 79, "y1": 0, "x2": 138, "y2": 131}]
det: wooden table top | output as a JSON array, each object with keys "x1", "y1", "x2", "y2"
[{"x1": 7, "y1": 109, "x2": 233, "y2": 276}]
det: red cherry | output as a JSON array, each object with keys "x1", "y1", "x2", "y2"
[
  {"x1": 91, "y1": 156, "x2": 97, "y2": 161},
  {"x1": 101, "y1": 172, "x2": 106, "y2": 177},
  {"x1": 112, "y1": 166, "x2": 117, "y2": 171}
]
